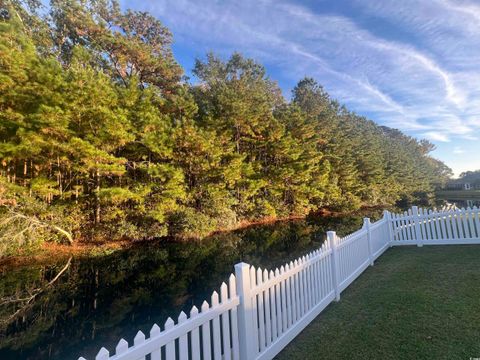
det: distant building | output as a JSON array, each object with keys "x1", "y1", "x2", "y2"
[{"x1": 443, "y1": 170, "x2": 480, "y2": 191}]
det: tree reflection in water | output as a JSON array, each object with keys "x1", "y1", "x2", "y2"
[{"x1": 0, "y1": 212, "x2": 379, "y2": 360}]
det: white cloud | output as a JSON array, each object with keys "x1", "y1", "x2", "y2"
[
  {"x1": 423, "y1": 132, "x2": 450, "y2": 142},
  {"x1": 124, "y1": 0, "x2": 480, "y2": 151},
  {"x1": 453, "y1": 146, "x2": 465, "y2": 154}
]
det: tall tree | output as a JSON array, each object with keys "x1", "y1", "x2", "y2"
[{"x1": 0, "y1": 0, "x2": 453, "y2": 254}]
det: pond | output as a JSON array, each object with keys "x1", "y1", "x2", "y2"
[{"x1": 0, "y1": 211, "x2": 383, "y2": 360}]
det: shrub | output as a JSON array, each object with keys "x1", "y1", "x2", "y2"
[{"x1": 168, "y1": 208, "x2": 217, "y2": 239}]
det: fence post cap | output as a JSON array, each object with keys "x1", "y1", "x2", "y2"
[
  {"x1": 327, "y1": 231, "x2": 337, "y2": 246},
  {"x1": 363, "y1": 217, "x2": 371, "y2": 224},
  {"x1": 234, "y1": 262, "x2": 250, "y2": 270}
]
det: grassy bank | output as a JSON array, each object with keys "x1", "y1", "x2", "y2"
[{"x1": 277, "y1": 246, "x2": 480, "y2": 360}]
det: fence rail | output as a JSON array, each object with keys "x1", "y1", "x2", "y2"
[{"x1": 79, "y1": 206, "x2": 480, "y2": 360}]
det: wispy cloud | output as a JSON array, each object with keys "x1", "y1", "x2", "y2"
[
  {"x1": 123, "y1": 0, "x2": 480, "y2": 153},
  {"x1": 423, "y1": 132, "x2": 450, "y2": 142}
]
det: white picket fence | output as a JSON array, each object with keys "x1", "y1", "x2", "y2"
[
  {"x1": 79, "y1": 206, "x2": 480, "y2": 360},
  {"x1": 391, "y1": 206, "x2": 480, "y2": 246}
]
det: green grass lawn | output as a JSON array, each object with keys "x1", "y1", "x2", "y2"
[{"x1": 276, "y1": 246, "x2": 480, "y2": 360}]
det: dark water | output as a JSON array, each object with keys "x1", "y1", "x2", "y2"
[{"x1": 0, "y1": 212, "x2": 382, "y2": 360}]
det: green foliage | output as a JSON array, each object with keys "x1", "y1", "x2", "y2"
[
  {"x1": 0, "y1": 0, "x2": 452, "y2": 255},
  {"x1": 168, "y1": 207, "x2": 217, "y2": 239},
  {"x1": 0, "y1": 177, "x2": 83, "y2": 256}
]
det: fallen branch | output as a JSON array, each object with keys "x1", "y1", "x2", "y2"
[
  {"x1": 1, "y1": 208, "x2": 73, "y2": 244},
  {"x1": 0, "y1": 257, "x2": 72, "y2": 324}
]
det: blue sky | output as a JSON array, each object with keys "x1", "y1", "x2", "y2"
[{"x1": 121, "y1": 0, "x2": 480, "y2": 177}]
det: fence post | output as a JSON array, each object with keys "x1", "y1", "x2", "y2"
[
  {"x1": 383, "y1": 210, "x2": 394, "y2": 246},
  {"x1": 412, "y1": 206, "x2": 423, "y2": 247},
  {"x1": 234, "y1": 262, "x2": 255, "y2": 360},
  {"x1": 327, "y1": 231, "x2": 340, "y2": 301},
  {"x1": 364, "y1": 218, "x2": 374, "y2": 266}
]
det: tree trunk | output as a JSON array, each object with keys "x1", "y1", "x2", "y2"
[
  {"x1": 57, "y1": 156, "x2": 63, "y2": 198},
  {"x1": 94, "y1": 167, "x2": 101, "y2": 225},
  {"x1": 23, "y1": 160, "x2": 27, "y2": 186}
]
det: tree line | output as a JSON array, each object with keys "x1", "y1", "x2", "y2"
[{"x1": 0, "y1": 0, "x2": 451, "y2": 254}]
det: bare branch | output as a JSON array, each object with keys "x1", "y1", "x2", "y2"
[{"x1": 0, "y1": 257, "x2": 72, "y2": 324}]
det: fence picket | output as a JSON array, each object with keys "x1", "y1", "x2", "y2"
[
  {"x1": 269, "y1": 270, "x2": 278, "y2": 343},
  {"x1": 211, "y1": 291, "x2": 222, "y2": 360},
  {"x1": 211, "y1": 292, "x2": 222, "y2": 360},
  {"x1": 429, "y1": 209, "x2": 436, "y2": 240},
  {"x1": 312, "y1": 255, "x2": 319, "y2": 304},
  {"x1": 467, "y1": 207, "x2": 475, "y2": 239},
  {"x1": 418, "y1": 208, "x2": 426, "y2": 242},
  {"x1": 220, "y1": 283, "x2": 231, "y2": 360},
  {"x1": 149, "y1": 325, "x2": 161, "y2": 360},
  {"x1": 256, "y1": 268, "x2": 266, "y2": 352},
  {"x1": 434, "y1": 209, "x2": 441, "y2": 239},
  {"x1": 262, "y1": 269, "x2": 272, "y2": 348},
  {"x1": 299, "y1": 259, "x2": 306, "y2": 316},
  {"x1": 304, "y1": 257, "x2": 310, "y2": 311},
  {"x1": 400, "y1": 212, "x2": 409, "y2": 240},
  {"x1": 189, "y1": 307, "x2": 200, "y2": 360},
  {"x1": 328, "y1": 242, "x2": 334, "y2": 292},
  {"x1": 201, "y1": 301, "x2": 212, "y2": 360},
  {"x1": 164, "y1": 318, "x2": 175, "y2": 360},
  {"x1": 409, "y1": 208, "x2": 416, "y2": 241},
  {"x1": 228, "y1": 275, "x2": 239, "y2": 360},
  {"x1": 462, "y1": 208, "x2": 470, "y2": 238},
  {"x1": 292, "y1": 261, "x2": 298, "y2": 322},
  {"x1": 133, "y1": 331, "x2": 146, "y2": 360},
  {"x1": 308, "y1": 256, "x2": 314, "y2": 309},
  {"x1": 404, "y1": 211, "x2": 411, "y2": 241},
  {"x1": 439, "y1": 210, "x2": 447, "y2": 240},
  {"x1": 391, "y1": 213, "x2": 397, "y2": 241},
  {"x1": 95, "y1": 348, "x2": 109, "y2": 360},
  {"x1": 452, "y1": 209, "x2": 459, "y2": 239},
  {"x1": 460, "y1": 208, "x2": 467, "y2": 239},
  {"x1": 463, "y1": 208, "x2": 470, "y2": 238},
  {"x1": 425, "y1": 209, "x2": 433, "y2": 241},
  {"x1": 319, "y1": 254, "x2": 326, "y2": 301},
  {"x1": 274, "y1": 268, "x2": 282, "y2": 337},
  {"x1": 452, "y1": 210, "x2": 460, "y2": 239},
  {"x1": 399, "y1": 212, "x2": 406, "y2": 241},
  {"x1": 115, "y1": 339, "x2": 128, "y2": 356},
  {"x1": 177, "y1": 312, "x2": 188, "y2": 360},
  {"x1": 280, "y1": 266, "x2": 288, "y2": 332},
  {"x1": 249, "y1": 265, "x2": 259, "y2": 354},
  {"x1": 285, "y1": 264, "x2": 292, "y2": 329},
  {"x1": 321, "y1": 254, "x2": 328, "y2": 299},
  {"x1": 457, "y1": 208, "x2": 466, "y2": 239},
  {"x1": 446, "y1": 210, "x2": 454, "y2": 240},
  {"x1": 473, "y1": 207, "x2": 480, "y2": 238}
]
